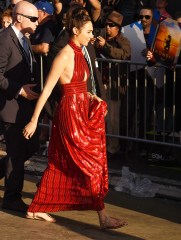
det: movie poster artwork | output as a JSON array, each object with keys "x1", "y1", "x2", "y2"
[{"x1": 151, "y1": 16, "x2": 181, "y2": 69}]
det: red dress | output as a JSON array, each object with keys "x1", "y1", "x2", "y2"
[{"x1": 28, "y1": 40, "x2": 108, "y2": 212}]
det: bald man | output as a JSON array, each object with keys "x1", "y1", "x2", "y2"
[{"x1": 0, "y1": 1, "x2": 39, "y2": 212}]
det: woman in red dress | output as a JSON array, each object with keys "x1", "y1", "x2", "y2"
[{"x1": 23, "y1": 8, "x2": 127, "y2": 229}]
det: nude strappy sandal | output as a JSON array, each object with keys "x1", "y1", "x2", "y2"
[{"x1": 26, "y1": 212, "x2": 56, "y2": 223}]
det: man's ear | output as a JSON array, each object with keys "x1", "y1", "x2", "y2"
[{"x1": 16, "y1": 14, "x2": 23, "y2": 23}]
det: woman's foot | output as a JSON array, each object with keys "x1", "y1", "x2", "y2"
[
  {"x1": 100, "y1": 216, "x2": 128, "y2": 230},
  {"x1": 26, "y1": 212, "x2": 56, "y2": 223}
]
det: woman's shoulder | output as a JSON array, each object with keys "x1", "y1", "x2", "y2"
[{"x1": 56, "y1": 44, "x2": 74, "y2": 60}]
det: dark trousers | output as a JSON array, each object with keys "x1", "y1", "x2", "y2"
[{"x1": 2, "y1": 122, "x2": 39, "y2": 201}]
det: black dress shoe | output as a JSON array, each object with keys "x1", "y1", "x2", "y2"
[{"x1": 2, "y1": 199, "x2": 29, "y2": 212}]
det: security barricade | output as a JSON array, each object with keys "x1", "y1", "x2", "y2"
[
  {"x1": 96, "y1": 57, "x2": 181, "y2": 154},
  {"x1": 37, "y1": 55, "x2": 181, "y2": 163}
]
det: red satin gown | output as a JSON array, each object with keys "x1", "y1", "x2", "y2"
[{"x1": 28, "y1": 40, "x2": 108, "y2": 212}]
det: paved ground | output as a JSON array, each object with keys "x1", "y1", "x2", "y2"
[
  {"x1": 0, "y1": 144, "x2": 181, "y2": 240},
  {"x1": 0, "y1": 174, "x2": 181, "y2": 240}
]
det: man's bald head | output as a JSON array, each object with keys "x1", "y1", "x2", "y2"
[
  {"x1": 13, "y1": 1, "x2": 38, "y2": 17},
  {"x1": 13, "y1": 1, "x2": 38, "y2": 34}
]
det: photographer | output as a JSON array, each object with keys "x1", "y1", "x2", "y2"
[{"x1": 95, "y1": 11, "x2": 131, "y2": 156}]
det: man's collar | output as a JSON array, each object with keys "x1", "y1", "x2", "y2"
[{"x1": 11, "y1": 24, "x2": 24, "y2": 40}]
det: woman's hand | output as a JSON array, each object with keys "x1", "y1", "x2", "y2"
[
  {"x1": 23, "y1": 121, "x2": 37, "y2": 139},
  {"x1": 92, "y1": 94, "x2": 103, "y2": 103},
  {"x1": 90, "y1": 94, "x2": 108, "y2": 116}
]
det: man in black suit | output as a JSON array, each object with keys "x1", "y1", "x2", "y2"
[{"x1": 0, "y1": 1, "x2": 39, "y2": 212}]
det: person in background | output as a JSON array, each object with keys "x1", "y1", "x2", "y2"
[
  {"x1": 0, "y1": 8, "x2": 13, "y2": 143},
  {"x1": 70, "y1": 0, "x2": 101, "y2": 23},
  {"x1": 0, "y1": 9, "x2": 13, "y2": 31},
  {"x1": 31, "y1": 0, "x2": 58, "y2": 58},
  {"x1": 119, "y1": 7, "x2": 154, "y2": 153},
  {"x1": 95, "y1": 10, "x2": 131, "y2": 157},
  {"x1": 146, "y1": 11, "x2": 181, "y2": 136},
  {"x1": 31, "y1": 0, "x2": 59, "y2": 144},
  {"x1": 52, "y1": 0, "x2": 62, "y2": 16},
  {"x1": 0, "y1": 1, "x2": 39, "y2": 212},
  {"x1": 173, "y1": 12, "x2": 181, "y2": 141},
  {"x1": 23, "y1": 8, "x2": 127, "y2": 229},
  {"x1": 8, "y1": 0, "x2": 24, "y2": 10},
  {"x1": 132, "y1": 7, "x2": 154, "y2": 138},
  {"x1": 51, "y1": 0, "x2": 63, "y2": 31},
  {"x1": 155, "y1": 0, "x2": 172, "y2": 18},
  {"x1": 95, "y1": 0, "x2": 114, "y2": 28},
  {"x1": 112, "y1": 0, "x2": 144, "y2": 26},
  {"x1": 50, "y1": 0, "x2": 101, "y2": 31}
]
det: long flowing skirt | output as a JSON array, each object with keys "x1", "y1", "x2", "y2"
[{"x1": 28, "y1": 81, "x2": 108, "y2": 212}]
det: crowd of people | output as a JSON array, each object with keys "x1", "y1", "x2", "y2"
[{"x1": 0, "y1": 0, "x2": 180, "y2": 229}]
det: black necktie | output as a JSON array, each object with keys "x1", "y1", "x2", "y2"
[{"x1": 22, "y1": 36, "x2": 30, "y2": 63}]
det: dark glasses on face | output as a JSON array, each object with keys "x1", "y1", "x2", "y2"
[
  {"x1": 17, "y1": 13, "x2": 38, "y2": 22},
  {"x1": 139, "y1": 15, "x2": 151, "y2": 20},
  {"x1": 105, "y1": 22, "x2": 118, "y2": 28}
]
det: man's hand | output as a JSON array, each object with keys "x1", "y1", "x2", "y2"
[
  {"x1": 20, "y1": 84, "x2": 39, "y2": 100},
  {"x1": 146, "y1": 50, "x2": 155, "y2": 61},
  {"x1": 141, "y1": 48, "x2": 148, "y2": 58},
  {"x1": 96, "y1": 36, "x2": 106, "y2": 47}
]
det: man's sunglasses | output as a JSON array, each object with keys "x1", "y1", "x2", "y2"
[
  {"x1": 17, "y1": 13, "x2": 38, "y2": 22},
  {"x1": 139, "y1": 15, "x2": 151, "y2": 20},
  {"x1": 105, "y1": 22, "x2": 118, "y2": 28}
]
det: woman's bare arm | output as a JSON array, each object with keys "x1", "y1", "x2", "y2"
[{"x1": 23, "y1": 47, "x2": 71, "y2": 139}]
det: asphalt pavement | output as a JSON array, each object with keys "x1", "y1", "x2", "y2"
[{"x1": 0, "y1": 144, "x2": 181, "y2": 240}]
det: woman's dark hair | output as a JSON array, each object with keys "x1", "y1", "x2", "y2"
[{"x1": 65, "y1": 5, "x2": 91, "y2": 36}]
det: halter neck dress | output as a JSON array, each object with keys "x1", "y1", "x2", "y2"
[{"x1": 28, "y1": 40, "x2": 108, "y2": 212}]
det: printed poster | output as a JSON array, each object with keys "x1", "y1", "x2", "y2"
[
  {"x1": 151, "y1": 16, "x2": 181, "y2": 69},
  {"x1": 122, "y1": 21, "x2": 147, "y2": 71}
]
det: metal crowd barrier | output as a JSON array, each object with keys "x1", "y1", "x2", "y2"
[
  {"x1": 37, "y1": 55, "x2": 181, "y2": 158},
  {"x1": 97, "y1": 58, "x2": 181, "y2": 150},
  {"x1": 37, "y1": 55, "x2": 51, "y2": 155}
]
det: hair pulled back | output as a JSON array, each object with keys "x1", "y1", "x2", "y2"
[{"x1": 65, "y1": 6, "x2": 91, "y2": 36}]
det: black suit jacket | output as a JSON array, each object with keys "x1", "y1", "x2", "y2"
[{"x1": 0, "y1": 26, "x2": 37, "y2": 124}]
